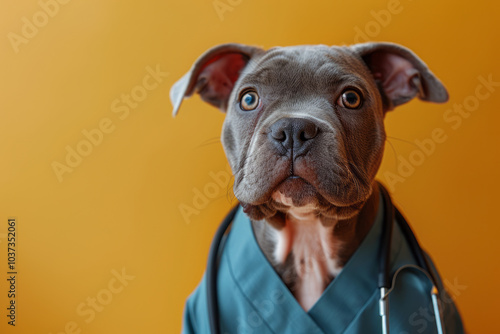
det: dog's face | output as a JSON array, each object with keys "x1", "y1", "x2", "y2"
[{"x1": 171, "y1": 43, "x2": 448, "y2": 224}]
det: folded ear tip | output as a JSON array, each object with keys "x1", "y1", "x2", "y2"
[
  {"x1": 426, "y1": 80, "x2": 449, "y2": 104},
  {"x1": 169, "y1": 71, "x2": 192, "y2": 117},
  {"x1": 440, "y1": 90, "x2": 450, "y2": 103},
  {"x1": 422, "y1": 90, "x2": 449, "y2": 104},
  {"x1": 171, "y1": 100, "x2": 182, "y2": 117}
]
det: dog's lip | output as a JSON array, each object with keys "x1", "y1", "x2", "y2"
[
  {"x1": 236, "y1": 161, "x2": 368, "y2": 208},
  {"x1": 275, "y1": 175, "x2": 308, "y2": 188},
  {"x1": 270, "y1": 174, "x2": 366, "y2": 209},
  {"x1": 270, "y1": 174, "x2": 307, "y2": 189},
  {"x1": 240, "y1": 173, "x2": 368, "y2": 221}
]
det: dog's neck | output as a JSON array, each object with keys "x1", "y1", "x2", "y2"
[{"x1": 252, "y1": 183, "x2": 380, "y2": 311}]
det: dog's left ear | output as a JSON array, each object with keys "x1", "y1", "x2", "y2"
[
  {"x1": 170, "y1": 43, "x2": 264, "y2": 116},
  {"x1": 351, "y1": 42, "x2": 448, "y2": 111}
]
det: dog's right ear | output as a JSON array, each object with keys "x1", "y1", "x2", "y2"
[{"x1": 170, "y1": 43, "x2": 264, "y2": 117}]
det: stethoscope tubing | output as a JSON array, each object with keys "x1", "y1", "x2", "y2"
[{"x1": 206, "y1": 204, "x2": 239, "y2": 334}]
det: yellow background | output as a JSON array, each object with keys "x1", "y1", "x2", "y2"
[{"x1": 1, "y1": 0, "x2": 499, "y2": 333}]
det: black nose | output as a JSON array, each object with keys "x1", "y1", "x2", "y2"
[{"x1": 268, "y1": 118, "x2": 319, "y2": 156}]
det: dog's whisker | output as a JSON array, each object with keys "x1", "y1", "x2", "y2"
[
  {"x1": 385, "y1": 138, "x2": 399, "y2": 172},
  {"x1": 386, "y1": 135, "x2": 419, "y2": 150},
  {"x1": 226, "y1": 174, "x2": 236, "y2": 203},
  {"x1": 193, "y1": 137, "x2": 222, "y2": 149}
]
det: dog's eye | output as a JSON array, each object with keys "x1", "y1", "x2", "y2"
[
  {"x1": 338, "y1": 89, "x2": 362, "y2": 109},
  {"x1": 240, "y1": 91, "x2": 260, "y2": 111}
]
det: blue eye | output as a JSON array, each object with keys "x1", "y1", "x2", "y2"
[
  {"x1": 244, "y1": 94, "x2": 255, "y2": 105},
  {"x1": 240, "y1": 91, "x2": 260, "y2": 111}
]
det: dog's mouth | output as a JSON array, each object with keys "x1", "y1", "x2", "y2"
[
  {"x1": 272, "y1": 176, "x2": 319, "y2": 207},
  {"x1": 240, "y1": 174, "x2": 368, "y2": 227}
]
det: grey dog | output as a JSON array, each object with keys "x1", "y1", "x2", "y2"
[{"x1": 171, "y1": 42, "x2": 464, "y2": 333}]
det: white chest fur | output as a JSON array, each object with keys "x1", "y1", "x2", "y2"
[{"x1": 270, "y1": 207, "x2": 343, "y2": 311}]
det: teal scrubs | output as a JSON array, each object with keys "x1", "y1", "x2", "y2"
[{"x1": 182, "y1": 195, "x2": 465, "y2": 333}]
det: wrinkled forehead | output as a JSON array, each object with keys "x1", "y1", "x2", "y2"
[{"x1": 237, "y1": 45, "x2": 370, "y2": 95}]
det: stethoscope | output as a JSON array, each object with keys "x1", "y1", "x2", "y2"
[{"x1": 206, "y1": 182, "x2": 446, "y2": 334}]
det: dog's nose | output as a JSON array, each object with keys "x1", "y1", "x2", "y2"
[{"x1": 268, "y1": 118, "x2": 319, "y2": 155}]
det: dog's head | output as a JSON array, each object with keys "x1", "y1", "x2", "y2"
[{"x1": 171, "y1": 43, "x2": 447, "y2": 226}]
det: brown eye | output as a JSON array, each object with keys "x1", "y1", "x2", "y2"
[
  {"x1": 240, "y1": 91, "x2": 260, "y2": 111},
  {"x1": 338, "y1": 89, "x2": 362, "y2": 109}
]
